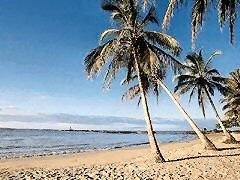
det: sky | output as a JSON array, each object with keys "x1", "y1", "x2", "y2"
[{"x1": 0, "y1": 0, "x2": 239, "y2": 124}]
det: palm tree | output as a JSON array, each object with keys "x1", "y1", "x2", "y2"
[
  {"x1": 174, "y1": 50, "x2": 237, "y2": 143},
  {"x1": 221, "y1": 69, "x2": 240, "y2": 128},
  {"x1": 122, "y1": 64, "x2": 217, "y2": 150},
  {"x1": 163, "y1": 0, "x2": 239, "y2": 47},
  {"x1": 84, "y1": 0, "x2": 183, "y2": 162}
]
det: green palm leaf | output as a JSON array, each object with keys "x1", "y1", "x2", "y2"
[{"x1": 174, "y1": 50, "x2": 227, "y2": 118}]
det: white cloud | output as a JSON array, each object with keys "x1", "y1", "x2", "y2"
[
  {"x1": 0, "y1": 113, "x2": 217, "y2": 131},
  {"x1": 0, "y1": 106, "x2": 37, "y2": 116}
]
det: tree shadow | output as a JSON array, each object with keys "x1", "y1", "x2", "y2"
[
  {"x1": 218, "y1": 146, "x2": 240, "y2": 151},
  {"x1": 168, "y1": 153, "x2": 240, "y2": 163}
]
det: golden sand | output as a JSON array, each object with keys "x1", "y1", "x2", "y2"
[{"x1": 0, "y1": 132, "x2": 240, "y2": 179}]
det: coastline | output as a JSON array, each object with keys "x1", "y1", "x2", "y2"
[
  {"x1": 1, "y1": 132, "x2": 240, "y2": 179},
  {"x1": 0, "y1": 129, "x2": 197, "y2": 160}
]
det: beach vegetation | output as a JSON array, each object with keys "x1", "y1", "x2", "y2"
[
  {"x1": 83, "y1": 0, "x2": 181, "y2": 162},
  {"x1": 174, "y1": 50, "x2": 237, "y2": 143},
  {"x1": 220, "y1": 69, "x2": 240, "y2": 128},
  {"x1": 163, "y1": 0, "x2": 239, "y2": 47},
  {"x1": 122, "y1": 57, "x2": 217, "y2": 150}
]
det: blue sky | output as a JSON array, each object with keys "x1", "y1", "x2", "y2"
[{"x1": 0, "y1": 0, "x2": 239, "y2": 121}]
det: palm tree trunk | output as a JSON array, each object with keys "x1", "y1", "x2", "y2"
[
  {"x1": 133, "y1": 49, "x2": 165, "y2": 163},
  {"x1": 157, "y1": 79, "x2": 217, "y2": 150},
  {"x1": 204, "y1": 87, "x2": 237, "y2": 143}
]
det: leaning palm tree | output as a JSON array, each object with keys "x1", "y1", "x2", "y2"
[
  {"x1": 174, "y1": 50, "x2": 237, "y2": 143},
  {"x1": 163, "y1": 0, "x2": 239, "y2": 47},
  {"x1": 84, "y1": 0, "x2": 183, "y2": 162},
  {"x1": 221, "y1": 69, "x2": 240, "y2": 128},
  {"x1": 122, "y1": 63, "x2": 217, "y2": 150}
]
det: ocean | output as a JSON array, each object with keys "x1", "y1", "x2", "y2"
[{"x1": 0, "y1": 128, "x2": 196, "y2": 159}]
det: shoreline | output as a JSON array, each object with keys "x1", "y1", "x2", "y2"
[
  {"x1": 1, "y1": 132, "x2": 240, "y2": 179},
  {"x1": 0, "y1": 135, "x2": 195, "y2": 161},
  {"x1": 0, "y1": 129, "x2": 198, "y2": 160},
  {"x1": 0, "y1": 142, "x2": 150, "y2": 161},
  {"x1": 0, "y1": 132, "x2": 234, "y2": 167}
]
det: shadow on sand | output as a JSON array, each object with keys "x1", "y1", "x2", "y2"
[
  {"x1": 218, "y1": 146, "x2": 240, "y2": 151},
  {"x1": 168, "y1": 146, "x2": 240, "y2": 162}
]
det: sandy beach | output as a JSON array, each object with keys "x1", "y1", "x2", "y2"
[{"x1": 0, "y1": 132, "x2": 240, "y2": 179}]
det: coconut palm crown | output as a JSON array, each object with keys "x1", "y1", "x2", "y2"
[
  {"x1": 122, "y1": 50, "x2": 217, "y2": 150},
  {"x1": 84, "y1": 0, "x2": 182, "y2": 162},
  {"x1": 85, "y1": 0, "x2": 182, "y2": 88},
  {"x1": 221, "y1": 69, "x2": 240, "y2": 128},
  {"x1": 174, "y1": 50, "x2": 237, "y2": 143},
  {"x1": 174, "y1": 50, "x2": 226, "y2": 116},
  {"x1": 163, "y1": 0, "x2": 239, "y2": 46}
]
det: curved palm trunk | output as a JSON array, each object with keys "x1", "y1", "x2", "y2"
[
  {"x1": 158, "y1": 80, "x2": 217, "y2": 150},
  {"x1": 204, "y1": 88, "x2": 237, "y2": 143},
  {"x1": 133, "y1": 50, "x2": 165, "y2": 163}
]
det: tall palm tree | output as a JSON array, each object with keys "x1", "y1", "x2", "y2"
[
  {"x1": 122, "y1": 64, "x2": 217, "y2": 150},
  {"x1": 221, "y1": 69, "x2": 240, "y2": 128},
  {"x1": 163, "y1": 0, "x2": 239, "y2": 47},
  {"x1": 84, "y1": 0, "x2": 182, "y2": 162},
  {"x1": 174, "y1": 50, "x2": 237, "y2": 143}
]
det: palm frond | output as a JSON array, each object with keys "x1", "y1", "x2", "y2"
[
  {"x1": 218, "y1": 0, "x2": 230, "y2": 30},
  {"x1": 162, "y1": 0, "x2": 177, "y2": 31},
  {"x1": 84, "y1": 40, "x2": 116, "y2": 79},
  {"x1": 211, "y1": 76, "x2": 227, "y2": 84},
  {"x1": 229, "y1": 0, "x2": 237, "y2": 44},
  {"x1": 100, "y1": 29, "x2": 121, "y2": 41},
  {"x1": 206, "y1": 82, "x2": 215, "y2": 96},
  {"x1": 221, "y1": 69, "x2": 240, "y2": 127},
  {"x1": 174, "y1": 74, "x2": 195, "y2": 82},
  {"x1": 162, "y1": 0, "x2": 187, "y2": 31},
  {"x1": 218, "y1": 0, "x2": 238, "y2": 44},
  {"x1": 128, "y1": 0, "x2": 138, "y2": 26},
  {"x1": 111, "y1": 11, "x2": 124, "y2": 22},
  {"x1": 174, "y1": 49, "x2": 227, "y2": 120},
  {"x1": 205, "y1": 50, "x2": 222, "y2": 68},
  {"x1": 142, "y1": 5, "x2": 159, "y2": 25},
  {"x1": 85, "y1": 0, "x2": 182, "y2": 115},
  {"x1": 198, "y1": 87, "x2": 207, "y2": 118},
  {"x1": 206, "y1": 69, "x2": 220, "y2": 76},
  {"x1": 189, "y1": 84, "x2": 197, "y2": 103},
  {"x1": 122, "y1": 84, "x2": 140, "y2": 101},
  {"x1": 147, "y1": 42, "x2": 183, "y2": 74},
  {"x1": 103, "y1": 47, "x2": 131, "y2": 89},
  {"x1": 121, "y1": 72, "x2": 162, "y2": 105},
  {"x1": 192, "y1": 0, "x2": 209, "y2": 47},
  {"x1": 121, "y1": 61, "x2": 135, "y2": 85},
  {"x1": 144, "y1": 31, "x2": 181, "y2": 56},
  {"x1": 101, "y1": 0, "x2": 122, "y2": 12},
  {"x1": 186, "y1": 53, "x2": 200, "y2": 68},
  {"x1": 174, "y1": 80, "x2": 195, "y2": 94}
]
